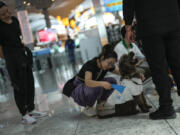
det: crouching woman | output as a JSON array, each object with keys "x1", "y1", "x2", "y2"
[{"x1": 64, "y1": 45, "x2": 120, "y2": 117}]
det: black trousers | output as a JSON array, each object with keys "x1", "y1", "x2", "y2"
[
  {"x1": 4, "y1": 47, "x2": 35, "y2": 116},
  {"x1": 141, "y1": 30, "x2": 180, "y2": 110}
]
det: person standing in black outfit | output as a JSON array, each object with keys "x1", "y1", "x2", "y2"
[
  {"x1": 123, "y1": 0, "x2": 180, "y2": 120},
  {"x1": 0, "y1": 1, "x2": 47, "y2": 124}
]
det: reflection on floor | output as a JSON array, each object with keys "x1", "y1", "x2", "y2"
[{"x1": 0, "y1": 66, "x2": 180, "y2": 135}]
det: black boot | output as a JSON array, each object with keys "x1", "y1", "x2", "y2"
[{"x1": 149, "y1": 108, "x2": 176, "y2": 120}]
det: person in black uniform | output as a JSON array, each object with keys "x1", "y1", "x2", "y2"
[
  {"x1": 123, "y1": 0, "x2": 180, "y2": 120},
  {"x1": 0, "y1": 1, "x2": 47, "y2": 124}
]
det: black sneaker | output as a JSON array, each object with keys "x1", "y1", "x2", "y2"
[{"x1": 149, "y1": 109, "x2": 176, "y2": 120}]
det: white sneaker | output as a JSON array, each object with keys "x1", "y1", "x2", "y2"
[
  {"x1": 29, "y1": 110, "x2": 48, "y2": 119},
  {"x1": 22, "y1": 114, "x2": 37, "y2": 124},
  {"x1": 96, "y1": 101, "x2": 114, "y2": 111},
  {"x1": 83, "y1": 107, "x2": 97, "y2": 117}
]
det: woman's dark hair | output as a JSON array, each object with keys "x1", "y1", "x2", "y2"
[
  {"x1": 98, "y1": 44, "x2": 117, "y2": 61},
  {"x1": 0, "y1": 1, "x2": 6, "y2": 8},
  {"x1": 67, "y1": 35, "x2": 71, "y2": 39}
]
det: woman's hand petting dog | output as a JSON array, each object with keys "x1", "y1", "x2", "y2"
[{"x1": 102, "y1": 82, "x2": 112, "y2": 90}]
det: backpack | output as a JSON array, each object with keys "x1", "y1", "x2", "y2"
[{"x1": 62, "y1": 76, "x2": 76, "y2": 97}]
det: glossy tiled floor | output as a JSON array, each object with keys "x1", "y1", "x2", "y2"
[{"x1": 0, "y1": 66, "x2": 180, "y2": 135}]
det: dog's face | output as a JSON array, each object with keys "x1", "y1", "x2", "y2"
[
  {"x1": 128, "y1": 52, "x2": 138, "y2": 65},
  {"x1": 119, "y1": 54, "x2": 136, "y2": 77},
  {"x1": 129, "y1": 52, "x2": 135, "y2": 59}
]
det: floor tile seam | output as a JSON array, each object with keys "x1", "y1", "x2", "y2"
[{"x1": 73, "y1": 114, "x2": 81, "y2": 135}]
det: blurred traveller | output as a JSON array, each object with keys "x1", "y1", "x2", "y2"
[
  {"x1": 65, "y1": 35, "x2": 76, "y2": 64},
  {"x1": 123, "y1": 0, "x2": 180, "y2": 119},
  {"x1": 0, "y1": 1, "x2": 47, "y2": 124},
  {"x1": 65, "y1": 35, "x2": 76, "y2": 73}
]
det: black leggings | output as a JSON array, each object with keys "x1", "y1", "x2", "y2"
[{"x1": 4, "y1": 48, "x2": 35, "y2": 116}]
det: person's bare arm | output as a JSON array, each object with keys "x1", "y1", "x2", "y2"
[
  {"x1": 135, "y1": 59, "x2": 146, "y2": 67},
  {"x1": 140, "y1": 73, "x2": 145, "y2": 81},
  {"x1": 85, "y1": 71, "x2": 112, "y2": 90},
  {"x1": 123, "y1": 0, "x2": 135, "y2": 42}
]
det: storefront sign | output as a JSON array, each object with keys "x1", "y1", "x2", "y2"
[{"x1": 104, "y1": 0, "x2": 123, "y2": 12}]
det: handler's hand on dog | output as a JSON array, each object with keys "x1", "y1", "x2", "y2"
[
  {"x1": 102, "y1": 82, "x2": 112, "y2": 90},
  {"x1": 140, "y1": 73, "x2": 145, "y2": 81}
]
